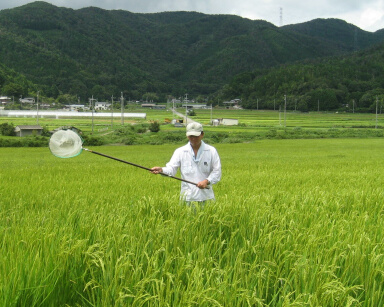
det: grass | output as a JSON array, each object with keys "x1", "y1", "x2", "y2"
[
  {"x1": 2, "y1": 108, "x2": 384, "y2": 132},
  {"x1": 1, "y1": 139, "x2": 384, "y2": 305},
  {"x1": 2, "y1": 109, "x2": 384, "y2": 148}
]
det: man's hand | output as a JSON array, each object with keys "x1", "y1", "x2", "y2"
[
  {"x1": 197, "y1": 179, "x2": 209, "y2": 189},
  {"x1": 150, "y1": 167, "x2": 163, "y2": 174}
]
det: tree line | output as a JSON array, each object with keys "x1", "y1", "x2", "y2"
[
  {"x1": 218, "y1": 44, "x2": 384, "y2": 112},
  {"x1": 0, "y1": 2, "x2": 383, "y2": 110}
]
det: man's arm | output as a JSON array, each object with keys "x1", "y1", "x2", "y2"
[{"x1": 207, "y1": 149, "x2": 221, "y2": 185}]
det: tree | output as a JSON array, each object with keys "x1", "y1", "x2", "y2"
[
  {"x1": 149, "y1": 121, "x2": 160, "y2": 132},
  {"x1": 360, "y1": 89, "x2": 384, "y2": 109},
  {"x1": 196, "y1": 95, "x2": 206, "y2": 103},
  {"x1": 91, "y1": 85, "x2": 105, "y2": 100},
  {"x1": 57, "y1": 94, "x2": 77, "y2": 105},
  {"x1": 307, "y1": 88, "x2": 339, "y2": 111},
  {"x1": 142, "y1": 92, "x2": 159, "y2": 102},
  {"x1": 0, "y1": 123, "x2": 16, "y2": 136},
  {"x1": 3, "y1": 83, "x2": 23, "y2": 97}
]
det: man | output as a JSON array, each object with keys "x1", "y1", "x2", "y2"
[{"x1": 150, "y1": 122, "x2": 221, "y2": 204}]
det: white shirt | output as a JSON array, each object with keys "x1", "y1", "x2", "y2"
[{"x1": 162, "y1": 141, "x2": 221, "y2": 201}]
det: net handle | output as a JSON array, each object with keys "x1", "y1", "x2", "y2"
[{"x1": 84, "y1": 148, "x2": 207, "y2": 188}]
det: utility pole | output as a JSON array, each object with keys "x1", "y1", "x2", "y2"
[
  {"x1": 274, "y1": 83, "x2": 276, "y2": 110},
  {"x1": 210, "y1": 104, "x2": 213, "y2": 125},
  {"x1": 184, "y1": 93, "x2": 188, "y2": 125},
  {"x1": 376, "y1": 96, "x2": 378, "y2": 129},
  {"x1": 120, "y1": 92, "x2": 124, "y2": 125},
  {"x1": 89, "y1": 96, "x2": 96, "y2": 134},
  {"x1": 185, "y1": 104, "x2": 188, "y2": 125},
  {"x1": 111, "y1": 95, "x2": 114, "y2": 128},
  {"x1": 36, "y1": 91, "x2": 39, "y2": 125},
  {"x1": 284, "y1": 95, "x2": 287, "y2": 128},
  {"x1": 172, "y1": 99, "x2": 175, "y2": 121}
]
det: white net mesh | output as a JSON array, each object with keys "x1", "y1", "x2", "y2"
[{"x1": 49, "y1": 130, "x2": 83, "y2": 158}]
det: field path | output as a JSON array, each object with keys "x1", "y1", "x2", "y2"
[{"x1": 172, "y1": 108, "x2": 197, "y2": 125}]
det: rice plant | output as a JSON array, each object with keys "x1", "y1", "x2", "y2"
[{"x1": 1, "y1": 139, "x2": 384, "y2": 306}]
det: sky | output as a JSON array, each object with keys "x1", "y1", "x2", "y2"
[{"x1": 0, "y1": 0, "x2": 383, "y2": 32}]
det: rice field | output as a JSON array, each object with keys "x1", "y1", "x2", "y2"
[
  {"x1": 2, "y1": 108, "x2": 384, "y2": 136},
  {"x1": 1, "y1": 138, "x2": 384, "y2": 306}
]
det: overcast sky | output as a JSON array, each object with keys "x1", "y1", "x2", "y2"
[{"x1": 1, "y1": 0, "x2": 383, "y2": 32}]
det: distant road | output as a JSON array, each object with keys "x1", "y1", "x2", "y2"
[{"x1": 172, "y1": 109, "x2": 197, "y2": 125}]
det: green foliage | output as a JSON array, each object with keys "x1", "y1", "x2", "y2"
[
  {"x1": 2, "y1": 82, "x2": 24, "y2": 97},
  {"x1": 226, "y1": 44, "x2": 384, "y2": 111},
  {"x1": 0, "y1": 2, "x2": 383, "y2": 102},
  {"x1": 82, "y1": 135, "x2": 105, "y2": 146},
  {"x1": 142, "y1": 92, "x2": 159, "y2": 102},
  {"x1": 148, "y1": 121, "x2": 160, "y2": 132},
  {"x1": 56, "y1": 94, "x2": 77, "y2": 105},
  {"x1": 134, "y1": 123, "x2": 149, "y2": 133},
  {"x1": 0, "y1": 135, "x2": 49, "y2": 147},
  {"x1": 2, "y1": 139, "x2": 384, "y2": 305},
  {"x1": 204, "y1": 132, "x2": 230, "y2": 143},
  {"x1": 0, "y1": 122, "x2": 16, "y2": 136},
  {"x1": 41, "y1": 126, "x2": 51, "y2": 137},
  {"x1": 159, "y1": 132, "x2": 185, "y2": 143}
]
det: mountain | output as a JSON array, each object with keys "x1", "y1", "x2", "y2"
[
  {"x1": 282, "y1": 18, "x2": 384, "y2": 51},
  {"x1": 0, "y1": 1, "x2": 383, "y2": 102},
  {"x1": 219, "y1": 42, "x2": 384, "y2": 112}
]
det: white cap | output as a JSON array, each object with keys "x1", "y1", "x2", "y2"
[{"x1": 186, "y1": 122, "x2": 203, "y2": 136}]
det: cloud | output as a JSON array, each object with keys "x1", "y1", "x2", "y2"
[{"x1": 358, "y1": 2, "x2": 384, "y2": 31}]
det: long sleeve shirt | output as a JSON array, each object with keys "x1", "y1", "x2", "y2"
[{"x1": 162, "y1": 141, "x2": 221, "y2": 201}]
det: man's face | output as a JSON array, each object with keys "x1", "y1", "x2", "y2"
[{"x1": 188, "y1": 132, "x2": 204, "y2": 147}]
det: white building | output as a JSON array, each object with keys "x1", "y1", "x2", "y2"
[
  {"x1": 0, "y1": 96, "x2": 12, "y2": 105},
  {"x1": 67, "y1": 104, "x2": 85, "y2": 111},
  {"x1": 15, "y1": 125, "x2": 43, "y2": 137},
  {"x1": 94, "y1": 101, "x2": 111, "y2": 110},
  {"x1": 223, "y1": 99, "x2": 242, "y2": 109},
  {"x1": 212, "y1": 118, "x2": 239, "y2": 126},
  {"x1": 222, "y1": 118, "x2": 239, "y2": 125},
  {"x1": 20, "y1": 97, "x2": 35, "y2": 104}
]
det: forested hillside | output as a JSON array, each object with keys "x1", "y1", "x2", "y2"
[
  {"x1": 220, "y1": 43, "x2": 384, "y2": 112},
  {"x1": 0, "y1": 1, "x2": 383, "y2": 106}
]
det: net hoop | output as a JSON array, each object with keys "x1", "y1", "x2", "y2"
[{"x1": 49, "y1": 129, "x2": 83, "y2": 158}]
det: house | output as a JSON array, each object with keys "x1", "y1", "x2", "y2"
[
  {"x1": 0, "y1": 96, "x2": 12, "y2": 105},
  {"x1": 212, "y1": 118, "x2": 239, "y2": 126},
  {"x1": 15, "y1": 125, "x2": 43, "y2": 137},
  {"x1": 141, "y1": 103, "x2": 165, "y2": 109},
  {"x1": 223, "y1": 99, "x2": 242, "y2": 109},
  {"x1": 141, "y1": 103, "x2": 156, "y2": 108},
  {"x1": 94, "y1": 102, "x2": 111, "y2": 111},
  {"x1": 19, "y1": 97, "x2": 35, "y2": 104},
  {"x1": 181, "y1": 103, "x2": 207, "y2": 109},
  {"x1": 67, "y1": 104, "x2": 85, "y2": 111},
  {"x1": 221, "y1": 118, "x2": 239, "y2": 125},
  {"x1": 40, "y1": 103, "x2": 51, "y2": 109}
]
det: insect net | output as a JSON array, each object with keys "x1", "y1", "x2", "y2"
[{"x1": 49, "y1": 129, "x2": 83, "y2": 158}]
